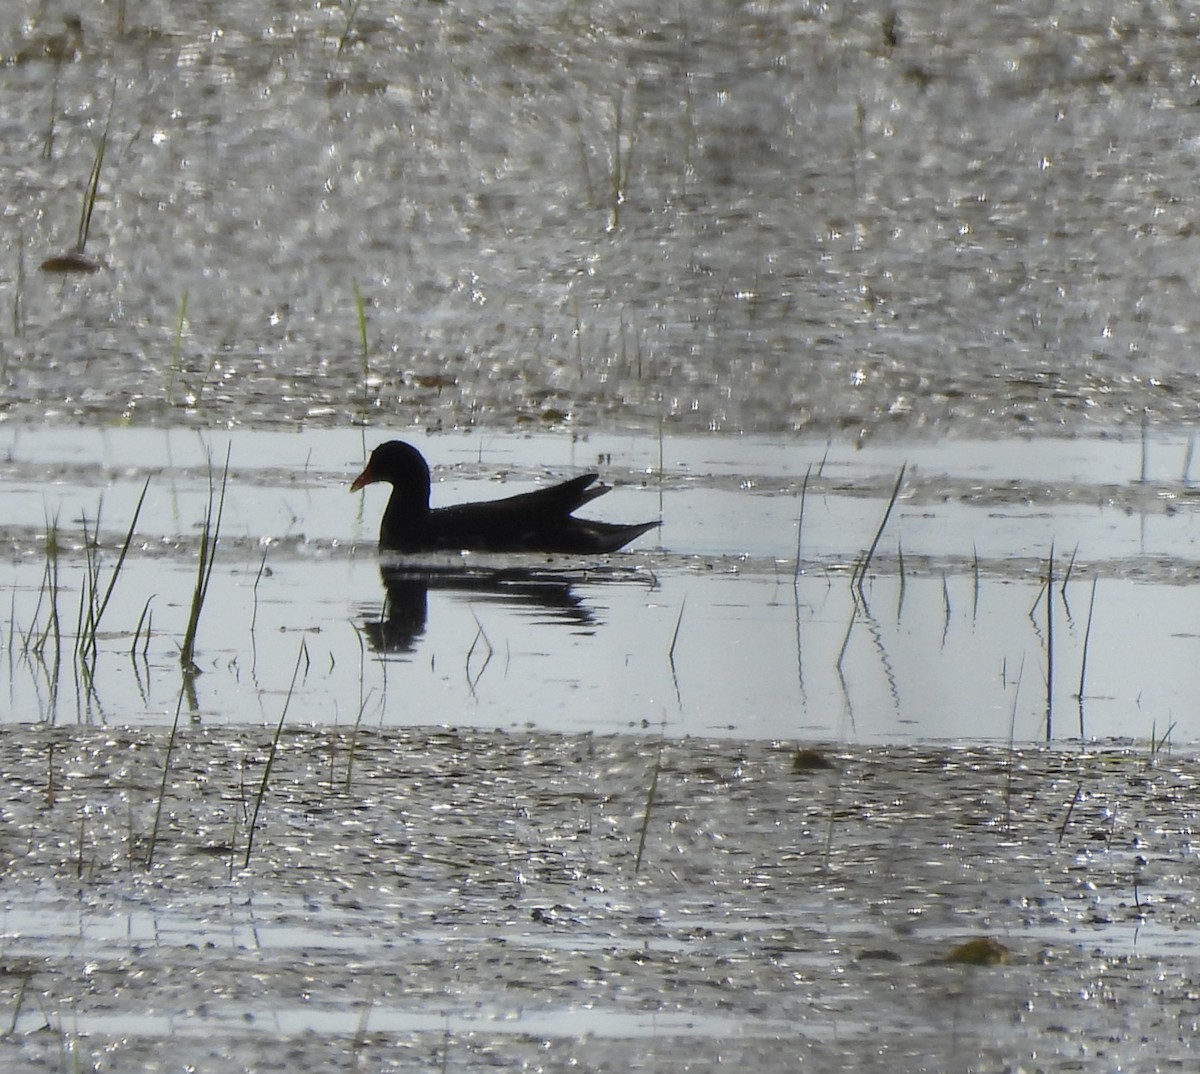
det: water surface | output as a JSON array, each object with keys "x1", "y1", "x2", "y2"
[
  {"x1": 4, "y1": 2, "x2": 1200, "y2": 1070},
  {"x1": 5, "y1": 425, "x2": 1200, "y2": 745}
]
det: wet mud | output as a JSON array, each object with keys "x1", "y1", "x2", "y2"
[
  {"x1": 1, "y1": 726, "x2": 1196, "y2": 1072},
  {"x1": 6, "y1": 0, "x2": 1200, "y2": 1067}
]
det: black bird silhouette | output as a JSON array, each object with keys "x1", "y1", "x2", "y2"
[{"x1": 350, "y1": 441, "x2": 660, "y2": 554}]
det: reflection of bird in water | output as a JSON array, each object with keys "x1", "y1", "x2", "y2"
[
  {"x1": 14, "y1": 16, "x2": 84, "y2": 64},
  {"x1": 361, "y1": 571, "x2": 429, "y2": 654},
  {"x1": 361, "y1": 566, "x2": 602, "y2": 655},
  {"x1": 351, "y1": 441, "x2": 660, "y2": 554}
]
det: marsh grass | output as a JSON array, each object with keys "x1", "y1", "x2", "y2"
[
  {"x1": 971, "y1": 543, "x2": 980, "y2": 621},
  {"x1": 44, "y1": 742, "x2": 56, "y2": 807},
  {"x1": 465, "y1": 610, "x2": 494, "y2": 696},
  {"x1": 5, "y1": 971, "x2": 31, "y2": 1036},
  {"x1": 335, "y1": 0, "x2": 366, "y2": 57},
  {"x1": 146, "y1": 687, "x2": 188, "y2": 868},
  {"x1": 244, "y1": 640, "x2": 309, "y2": 869},
  {"x1": 11, "y1": 234, "x2": 25, "y2": 337},
  {"x1": 1061, "y1": 543, "x2": 1080, "y2": 600},
  {"x1": 77, "y1": 118, "x2": 107, "y2": 250},
  {"x1": 29, "y1": 512, "x2": 63, "y2": 662},
  {"x1": 39, "y1": 47, "x2": 62, "y2": 160},
  {"x1": 606, "y1": 85, "x2": 639, "y2": 231},
  {"x1": 1139, "y1": 409, "x2": 1150, "y2": 484},
  {"x1": 571, "y1": 296, "x2": 584, "y2": 378},
  {"x1": 939, "y1": 572, "x2": 951, "y2": 648},
  {"x1": 634, "y1": 740, "x2": 663, "y2": 874},
  {"x1": 1057, "y1": 782, "x2": 1082, "y2": 845},
  {"x1": 352, "y1": 280, "x2": 371, "y2": 433},
  {"x1": 1076, "y1": 576, "x2": 1098, "y2": 738},
  {"x1": 130, "y1": 595, "x2": 154, "y2": 660},
  {"x1": 343, "y1": 628, "x2": 371, "y2": 791},
  {"x1": 41, "y1": 84, "x2": 114, "y2": 274},
  {"x1": 1003, "y1": 656, "x2": 1026, "y2": 829},
  {"x1": 1044, "y1": 543, "x2": 1055, "y2": 741},
  {"x1": 851, "y1": 464, "x2": 906, "y2": 603},
  {"x1": 1150, "y1": 720, "x2": 1176, "y2": 757},
  {"x1": 637, "y1": 596, "x2": 692, "y2": 873},
  {"x1": 667, "y1": 595, "x2": 687, "y2": 707},
  {"x1": 249, "y1": 545, "x2": 270, "y2": 640},
  {"x1": 180, "y1": 448, "x2": 230, "y2": 674},
  {"x1": 76, "y1": 477, "x2": 151, "y2": 673},
  {"x1": 165, "y1": 290, "x2": 189, "y2": 403},
  {"x1": 792, "y1": 466, "x2": 811, "y2": 701}
]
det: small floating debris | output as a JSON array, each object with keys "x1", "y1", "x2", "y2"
[
  {"x1": 792, "y1": 747, "x2": 835, "y2": 772},
  {"x1": 941, "y1": 936, "x2": 1011, "y2": 966},
  {"x1": 39, "y1": 250, "x2": 101, "y2": 274}
]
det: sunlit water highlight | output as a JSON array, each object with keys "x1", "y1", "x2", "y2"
[{"x1": 4, "y1": 425, "x2": 1200, "y2": 744}]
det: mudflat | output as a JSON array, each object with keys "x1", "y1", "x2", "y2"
[{"x1": 0, "y1": 724, "x2": 1192, "y2": 1071}]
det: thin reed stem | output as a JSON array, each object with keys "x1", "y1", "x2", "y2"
[
  {"x1": 146, "y1": 684, "x2": 189, "y2": 867},
  {"x1": 180, "y1": 447, "x2": 230, "y2": 673},
  {"x1": 634, "y1": 741, "x2": 663, "y2": 873},
  {"x1": 1076, "y1": 576, "x2": 1098, "y2": 739},
  {"x1": 76, "y1": 111, "x2": 109, "y2": 252},
  {"x1": 854, "y1": 463, "x2": 906, "y2": 598},
  {"x1": 243, "y1": 639, "x2": 309, "y2": 869},
  {"x1": 1044, "y1": 543, "x2": 1055, "y2": 742},
  {"x1": 336, "y1": 0, "x2": 365, "y2": 57}
]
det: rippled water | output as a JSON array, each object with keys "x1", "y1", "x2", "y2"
[
  {"x1": 6, "y1": 0, "x2": 1200, "y2": 435},
  {"x1": 5, "y1": 2, "x2": 1200, "y2": 1071},
  {"x1": 6, "y1": 424, "x2": 1200, "y2": 744}
]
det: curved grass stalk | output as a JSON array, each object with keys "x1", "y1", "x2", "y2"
[
  {"x1": 180, "y1": 447, "x2": 230, "y2": 674},
  {"x1": 76, "y1": 477, "x2": 151, "y2": 671}
]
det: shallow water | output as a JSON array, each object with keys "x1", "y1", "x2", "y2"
[
  {"x1": 6, "y1": 0, "x2": 1200, "y2": 438},
  {"x1": 6, "y1": 0, "x2": 1200, "y2": 1069},
  {"x1": 5, "y1": 424, "x2": 1200, "y2": 745},
  {"x1": 1, "y1": 727, "x2": 1198, "y2": 1073}
]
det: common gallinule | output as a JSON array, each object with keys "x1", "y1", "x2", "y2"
[{"x1": 351, "y1": 441, "x2": 661, "y2": 553}]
